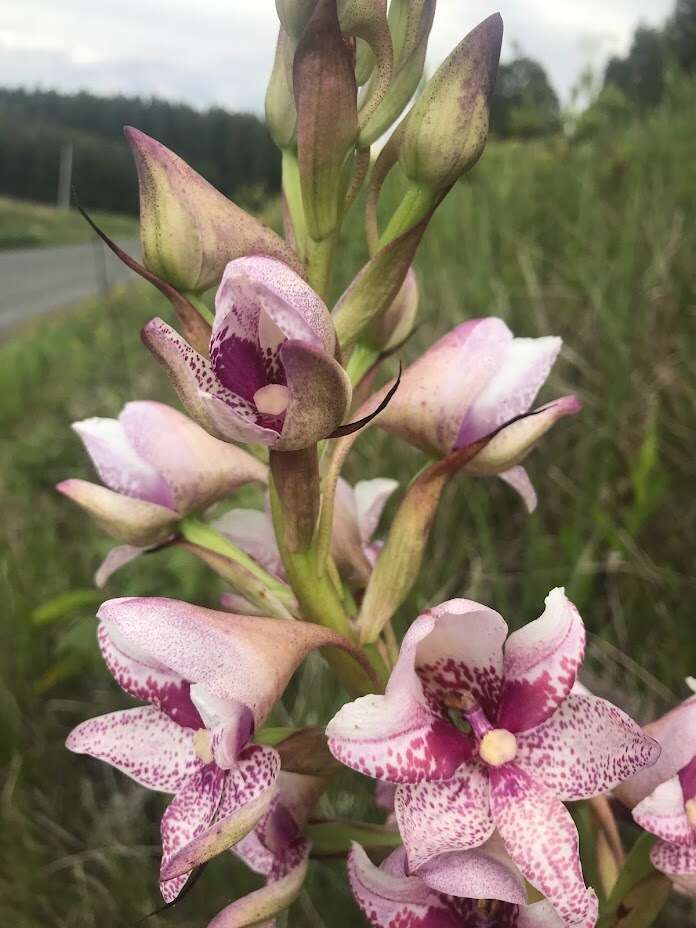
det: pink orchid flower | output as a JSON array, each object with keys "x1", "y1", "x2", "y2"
[
  {"x1": 349, "y1": 840, "x2": 575, "y2": 928},
  {"x1": 374, "y1": 318, "x2": 582, "y2": 512},
  {"x1": 213, "y1": 476, "x2": 398, "y2": 586},
  {"x1": 616, "y1": 678, "x2": 696, "y2": 897},
  {"x1": 66, "y1": 597, "x2": 355, "y2": 902},
  {"x1": 142, "y1": 256, "x2": 352, "y2": 451},
  {"x1": 209, "y1": 771, "x2": 325, "y2": 927},
  {"x1": 57, "y1": 400, "x2": 266, "y2": 585},
  {"x1": 327, "y1": 589, "x2": 659, "y2": 926}
]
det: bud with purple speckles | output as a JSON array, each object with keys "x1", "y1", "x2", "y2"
[{"x1": 126, "y1": 127, "x2": 302, "y2": 293}]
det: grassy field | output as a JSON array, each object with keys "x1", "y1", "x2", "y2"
[
  {"x1": 0, "y1": 195, "x2": 138, "y2": 249},
  {"x1": 2, "y1": 87, "x2": 695, "y2": 926}
]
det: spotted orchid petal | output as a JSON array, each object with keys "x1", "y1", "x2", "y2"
[
  {"x1": 415, "y1": 834, "x2": 527, "y2": 905},
  {"x1": 633, "y1": 777, "x2": 693, "y2": 845},
  {"x1": 348, "y1": 844, "x2": 457, "y2": 928},
  {"x1": 160, "y1": 745, "x2": 281, "y2": 899},
  {"x1": 141, "y1": 317, "x2": 280, "y2": 445},
  {"x1": 95, "y1": 544, "x2": 146, "y2": 587},
  {"x1": 214, "y1": 256, "x2": 335, "y2": 355},
  {"x1": 213, "y1": 508, "x2": 284, "y2": 578},
  {"x1": 616, "y1": 690, "x2": 696, "y2": 808},
  {"x1": 515, "y1": 692, "x2": 660, "y2": 801},
  {"x1": 414, "y1": 598, "x2": 508, "y2": 721},
  {"x1": 498, "y1": 465, "x2": 538, "y2": 513},
  {"x1": 456, "y1": 335, "x2": 562, "y2": 448},
  {"x1": 66, "y1": 706, "x2": 200, "y2": 792},
  {"x1": 160, "y1": 763, "x2": 227, "y2": 902},
  {"x1": 72, "y1": 416, "x2": 175, "y2": 507},
  {"x1": 489, "y1": 764, "x2": 598, "y2": 928},
  {"x1": 98, "y1": 623, "x2": 203, "y2": 729},
  {"x1": 463, "y1": 396, "x2": 583, "y2": 477},
  {"x1": 118, "y1": 401, "x2": 267, "y2": 512},
  {"x1": 327, "y1": 613, "x2": 474, "y2": 783},
  {"x1": 650, "y1": 839, "x2": 696, "y2": 897},
  {"x1": 376, "y1": 318, "x2": 512, "y2": 456},
  {"x1": 100, "y1": 597, "x2": 369, "y2": 761},
  {"x1": 56, "y1": 479, "x2": 178, "y2": 546},
  {"x1": 395, "y1": 763, "x2": 494, "y2": 871},
  {"x1": 497, "y1": 588, "x2": 585, "y2": 733}
]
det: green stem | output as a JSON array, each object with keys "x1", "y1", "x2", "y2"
[
  {"x1": 305, "y1": 233, "x2": 336, "y2": 300},
  {"x1": 378, "y1": 181, "x2": 436, "y2": 250},
  {"x1": 306, "y1": 820, "x2": 402, "y2": 857},
  {"x1": 597, "y1": 833, "x2": 670, "y2": 928},
  {"x1": 345, "y1": 342, "x2": 380, "y2": 387},
  {"x1": 269, "y1": 478, "x2": 388, "y2": 696},
  {"x1": 282, "y1": 148, "x2": 307, "y2": 259},
  {"x1": 179, "y1": 516, "x2": 293, "y2": 604},
  {"x1": 182, "y1": 291, "x2": 214, "y2": 325}
]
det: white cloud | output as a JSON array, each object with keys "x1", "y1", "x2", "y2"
[{"x1": 0, "y1": 0, "x2": 675, "y2": 110}]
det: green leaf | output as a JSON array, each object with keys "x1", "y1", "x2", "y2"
[{"x1": 32, "y1": 589, "x2": 103, "y2": 625}]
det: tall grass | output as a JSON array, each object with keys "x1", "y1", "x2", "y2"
[{"x1": 1, "y1": 86, "x2": 695, "y2": 925}]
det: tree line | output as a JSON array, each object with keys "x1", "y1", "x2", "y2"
[{"x1": 0, "y1": 89, "x2": 281, "y2": 214}]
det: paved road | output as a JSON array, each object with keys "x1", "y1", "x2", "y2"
[{"x1": 0, "y1": 238, "x2": 141, "y2": 333}]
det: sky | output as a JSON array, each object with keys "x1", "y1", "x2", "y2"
[{"x1": 0, "y1": 0, "x2": 675, "y2": 112}]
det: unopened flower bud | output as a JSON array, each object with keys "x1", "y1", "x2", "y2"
[
  {"x1": 360, "y1": 0, "x2": 436, "y2": 146},
  {"x1": 399, "y1": 13, "x2": 503, "y2": 193},
  {"x1": 275, "y1": 0, "x2": 317, "y2": 38},
  {"x1": 293, "y1": 0, "x2": 359, "y2": 240},
  {"x1": 125, "y1": 127, "x2": 302, "y2": 292},
  {"x1": 266, "y1": 29, "x2": 298, "y2": 150}
]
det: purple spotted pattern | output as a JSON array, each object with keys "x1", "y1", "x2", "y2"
[
  {"x1": 328, "y1": 588, "x2": 659, "y2": 926},
  {"x1": 67, "y1": 619, "x2": 281, "y2": 903},
  {"x1": 632, "y1": 752, "x2": 696, "y2": 897},
  {"x1": 348, "y1": 843, "x2": 574, "y2": 928},
  {"x1": 141, "y1": 255, "x2": 351, "y2": 451}
]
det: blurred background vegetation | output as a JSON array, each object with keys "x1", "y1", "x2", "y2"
[{"x1": 1, "y1": 2, "x2": 696, "y2": 927}]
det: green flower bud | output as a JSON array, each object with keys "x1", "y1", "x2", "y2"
[
  {"x1": 275, "y1": 0, "x2": 317, "y2": 38},
  {"x1": 360, "y1": 0, "x2": 436, "y2": 145},
  {"x1": 265, "y1": 28, "x2": 298, "y2": 150},
  {"x1": 293, "y1": 0, "x2": 358, "y2": 240},
  {"x1": 125, "y1": 127, "x2": 303, "y2": 291},
  {"x1": 399, "y1": 12, "x2": 503, "y2": 193}
]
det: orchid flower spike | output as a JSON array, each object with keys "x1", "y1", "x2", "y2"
[
  {"x1": 616, "y1": 677, "x2": 696, "y2": 898},
  {"x1": 142, "y1": 256, "x2": 352, "y2": 451},
  {"x1": 349, "y1": 841, "x2": 578, "y2": 928},
  {"x1": 66, "y1": 597, "x2": 364, "y2": 901},
  {"x1": 373, "y1": 318, "x2": 582, "y2": 512},
  {"x1": 56, "y1": 401, "x2": 267, "y2": 585},
  {"x1": 327, "y1": 588, "x2": 660, "y2": 926}
]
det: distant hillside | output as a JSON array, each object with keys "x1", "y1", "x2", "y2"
[{"x1": 0, "y1": 88, "x2": 280, "y2": 215}]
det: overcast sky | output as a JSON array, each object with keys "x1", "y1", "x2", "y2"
[{"x1": 1, "y1": 0, "x2": 674, "y2": 112}]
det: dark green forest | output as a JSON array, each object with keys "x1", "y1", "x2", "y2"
[{"x1": 0, "y1": 90, "x2": 281, "y2": 214}]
